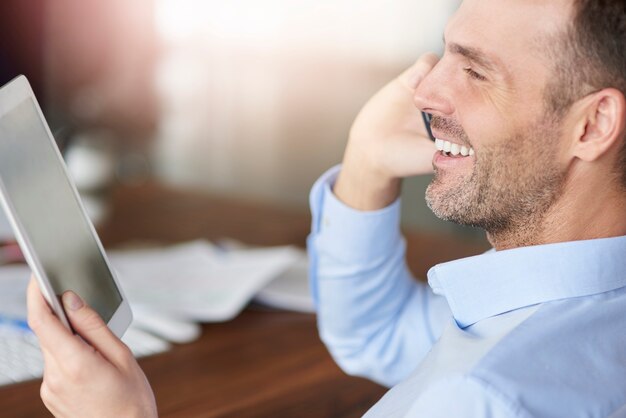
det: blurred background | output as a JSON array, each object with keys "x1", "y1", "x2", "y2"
[{"x1": 0, "y1": 0, "x2": 484, "y2": 240}]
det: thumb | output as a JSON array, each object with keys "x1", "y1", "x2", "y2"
[{"x1": 62, "y1": 291, "x2": 130, "y2": 365}]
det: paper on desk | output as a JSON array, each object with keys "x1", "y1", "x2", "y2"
[
  {"x1": 254, "y1": 253, "x2": 314, "y2": 313},
  {"x1": 109, "y1": 240, "x2": 301, "y2": 322},
  {"x1": 214, "y1": 239, "x2": 314, "y2": 313},
  {"x1": 0, "y1": 265, "x2": 31, "y2": 320}
]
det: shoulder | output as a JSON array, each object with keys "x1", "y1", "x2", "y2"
[{"x1": 470, "y1": 288, "x2": 626, "y2": 417}]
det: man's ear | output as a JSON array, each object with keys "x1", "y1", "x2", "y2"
[{"x1": 569, "y1": 88, "x2": 626, "y2": 162}]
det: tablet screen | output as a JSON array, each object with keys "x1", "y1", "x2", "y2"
[{"x1": 0, "y1": 98, "x2": 122, "y2": 322}]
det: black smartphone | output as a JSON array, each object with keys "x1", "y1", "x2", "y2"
[{"x1": 421, "y1": 111, "x2": 435, "y2": 141}]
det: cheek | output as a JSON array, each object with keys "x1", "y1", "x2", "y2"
[
  {"x1": 454, "y1": 90, "x2": 516, "y2": 146},
  {"x1": 540, "y1": 119, "x2": 570, "y2": 168},
  {"x1": 459, "y1": 79, "x2": 546, "y2": 140},
  {"x1": 461, "y1": 110, "x2": 512, "y2": 149},
  {"x1": 483, "y1": 88, "x2": 517, "y2": 118}
]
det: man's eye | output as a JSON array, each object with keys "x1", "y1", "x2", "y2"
[{"x1": 464, "y1": 66, "x2": 486, "y2": 81}]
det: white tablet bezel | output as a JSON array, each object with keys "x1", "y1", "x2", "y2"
[{"x1": 0, "y1": 75, "x2": 132, "y2": 338}]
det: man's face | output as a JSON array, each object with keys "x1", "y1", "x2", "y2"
[{"x1": 416, "y1": 0, "x2": 573, "y2": 234}]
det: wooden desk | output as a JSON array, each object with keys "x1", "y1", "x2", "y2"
[{"x1": 0, "y1": 182, "x2": 488, "y2": 417}]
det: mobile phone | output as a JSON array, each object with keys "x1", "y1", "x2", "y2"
[
  {"x1": 0, "y1": 76, "x2": 132, "y2": 337},
  {"x1": 422, "y1": 111, "x2": 435, "y2": 141}
]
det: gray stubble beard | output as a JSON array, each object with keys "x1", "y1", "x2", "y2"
[{"x1": 425, "y1": 126, "x2": 566, "y2": 245}]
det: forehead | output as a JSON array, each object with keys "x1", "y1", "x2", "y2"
[{"x1": 446, "y1": 0, "x2": 572, "y2": 69}]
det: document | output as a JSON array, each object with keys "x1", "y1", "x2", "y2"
[
  {"x1": 108, "y1": 240, "x2": 301, "y2": 321},
  {"x1": 254, "y1": 253, "x2": 314, "y2": 313},
  {"x1": 0, "y1": 265, "x2": 30, "y2": 321}
]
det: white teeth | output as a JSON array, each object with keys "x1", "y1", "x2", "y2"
[{"x1": 434, "y1": 138, "x2": 475, "y2": 157}]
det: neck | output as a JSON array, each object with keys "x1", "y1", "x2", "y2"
[{"x1": 486, "y1": 174, "x2": 626, "y2": 251}]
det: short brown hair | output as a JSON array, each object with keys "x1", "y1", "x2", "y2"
[{"x1": 544, "y1": 0, "x2": 626, "y2": 186}]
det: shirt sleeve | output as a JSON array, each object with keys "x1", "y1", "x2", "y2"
[
  {"x1": 404, "y1": 376, "x2": 523, "y2": 418},
  {"x1": 306, "y1": 165, "x2": 451, "y2": 387}
]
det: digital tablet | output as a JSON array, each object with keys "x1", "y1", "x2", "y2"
[{"x1": 0, "y1": 75, "x2": 132, "y2": 337}]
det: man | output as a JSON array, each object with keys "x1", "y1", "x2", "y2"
[
  {"x1": 28, "y1": 0, "x2": 626, "y2": 416},
  {"x1": 309, "y1": 0, "x2": 626, "y2": 415}
]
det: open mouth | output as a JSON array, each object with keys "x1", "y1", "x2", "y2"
[{"x1": 435, "y1": 138, "x2": 474, "y2": 158}]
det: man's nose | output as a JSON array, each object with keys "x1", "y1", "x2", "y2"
[{"x1": 413, "y1": 64, "x2": 455, "y2": 117}]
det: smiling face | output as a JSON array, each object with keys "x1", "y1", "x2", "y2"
[{"x1": 415, "y1": 0, "x2": 574, "y2": 235}]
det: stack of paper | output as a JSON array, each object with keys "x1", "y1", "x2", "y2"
[
  {"x1": 254, "y1": 253, "x2": 314, "y2": 313},
  {"x1": 109, "y1": 240, "x2": 303, "y2": 321}
]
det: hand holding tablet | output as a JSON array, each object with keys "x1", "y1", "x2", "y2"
[
  {"x1": 0, "y1": 76, "x2": 154, "y2": 415},
  {"x1": 27, "y1": 278, "x2": 157, "y2": 418}
]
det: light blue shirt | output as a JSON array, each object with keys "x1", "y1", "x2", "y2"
[{"x1": 307, "y1": 165, "x2": 626, "y2": 417}]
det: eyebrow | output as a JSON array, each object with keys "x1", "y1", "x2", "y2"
[{"x1": 443, "y1": 36, "x2": 504, "y2": 75}]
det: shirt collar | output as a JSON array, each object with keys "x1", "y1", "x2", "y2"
[{"x1": 427, "y1": 235, "x2": 626, "y2": 328}]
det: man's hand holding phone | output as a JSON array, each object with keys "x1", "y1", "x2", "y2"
[
  {"x1": 27, "y1": 279, "x2": 158, "y2": 418},
  {"x1": 334, "y1": 53, "x2": 440, "y2": 210}
]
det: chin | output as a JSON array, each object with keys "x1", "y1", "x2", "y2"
[
  {"x1": 425, "y1": 186, "x2": 458, "y2": 222},
  {"x1": 425, "y1": 182, "x2": 482, "y2": 227}
]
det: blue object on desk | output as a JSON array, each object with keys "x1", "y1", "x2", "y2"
[{"x1": 0, "y1": 315, "x2": 31, "y2": 332}]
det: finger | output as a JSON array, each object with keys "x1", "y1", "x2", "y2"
[
  {"x1": 27, "y1": 278, "x2": 85, "y2": 360},
  {"x1": 398, "y1": 52, "x2": 440, "y2": 90},
  {"x1": 382, "y1": 132, "x2": 438, "y2": 177},
  {"x1": 60, "y1": 291, "x2": 131, "y2": 366}
]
